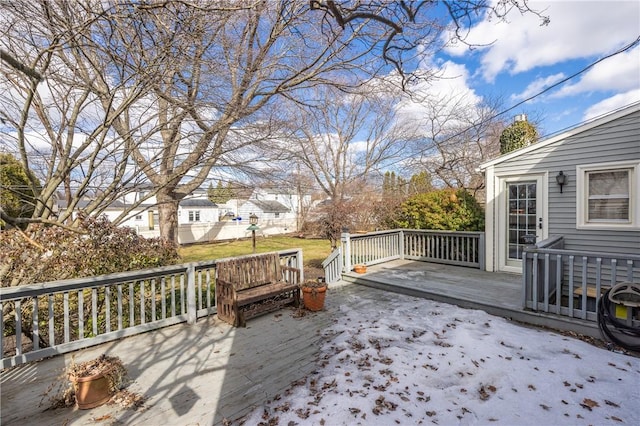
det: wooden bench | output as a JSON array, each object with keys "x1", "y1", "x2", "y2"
[{"x1": 215, "y1": 252, "x2": 301, "y2": 327}]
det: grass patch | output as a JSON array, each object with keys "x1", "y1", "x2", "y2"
[{"x1": 178, "y1": 235, "x2": 333, "y2": 269}]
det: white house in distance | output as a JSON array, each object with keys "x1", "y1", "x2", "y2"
[
  {"x1": 219, "y1": 187, "x2": 311, "y2": 232},
  {"x1": 95, "y1": 186, "x2": 310, "y2": 244},
  {"x1": 238, "y1": 199, "x2": 293, "y2": 233},
  {"x1": 101, "y1": 189, "x2": 219, "y2": 233}
]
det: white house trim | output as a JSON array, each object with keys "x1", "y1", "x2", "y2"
[
  {"x1": 490, "y1": 172, "x2": 548, "y2": 273},
  {"x1": 575, "y1": 160, "x2": 640, "y2": 230}
]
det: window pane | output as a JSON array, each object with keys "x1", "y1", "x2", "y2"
[
  {"x1": 587, "y1": 170, "x2": 630, "y2": 221},
  {"x1": 589, "y1": 199, "x2": 629, "y2": 220},
  {"x1": 588, "y1": 171, "x2": 628, "y2": 196}
]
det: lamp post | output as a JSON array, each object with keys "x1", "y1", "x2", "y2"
[{"x1": 247, "y1": 213, "x2": 259, "y2": 253}]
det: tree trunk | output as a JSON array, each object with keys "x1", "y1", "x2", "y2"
[{"x1": 156, "y1": 190, "x2": 180, "y2": 244}]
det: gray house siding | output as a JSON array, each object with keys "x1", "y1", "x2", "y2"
[{"x1": 491, "y1": 108, "x2": 640, "y2": 257}]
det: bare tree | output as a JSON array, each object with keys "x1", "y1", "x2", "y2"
[
  {"x1": 403, "y1": 95, "x2": 507, "y2": 199},
  {"x1": 310, "y1": 1, "x2": 549, "y2": 87},
  {"x1": 0, "y1": 1, "x2": 162, "y2": 229},
  {"x1": 281, "y1": 84, "x2": 416, "y2": 203},
  {"x1": 1, "y1": 0, "x2": 548, "y2": 242}
]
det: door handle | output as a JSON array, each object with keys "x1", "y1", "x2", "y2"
[{"x1": 538, "y1": 217, "x2": 543, "y2": 229}]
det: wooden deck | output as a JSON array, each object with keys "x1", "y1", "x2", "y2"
[
  {"x1": 343, "y1": 259, "x2": 601, "y2": 338},
  {"x1": 1, "y1": 261, "x2": 602, "y2": 425},
  {"x1": 1, "y1": 281, "x2": 362, "y2": 426}
]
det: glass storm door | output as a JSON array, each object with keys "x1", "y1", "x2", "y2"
[{"x1": 506, "y1": 180, "x2": 539, "y2": 267}]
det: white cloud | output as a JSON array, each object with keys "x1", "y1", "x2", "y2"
[
  {"x1": 511, "y1": 72, "x2": 566, "y2": 101},
  {"x1": 446, "y1": 1, "x2": 640, "y2": 83},
  {"x1": 552, "y1": 45, "x2": 640, "y2": 98},
  {"x1": 350, "y1": 140, "x2": 370, "y2": 153},
  {"x1": 396, "y1": 60, "x2": 483, "y2": 129},
  {"x1": 582, "y1": 89, "x2": 640, "y2": 120}
]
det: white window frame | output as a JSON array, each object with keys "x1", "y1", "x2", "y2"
[
  {"x1": 188, "y1": 210, "x2": 201, "y2": 222},
  {"x1": 576, "y1": 160, "x2": 639, "y2": 230}
]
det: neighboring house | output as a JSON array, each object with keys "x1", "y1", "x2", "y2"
[
  {"x1": 238, "y1": 199, "x2": 294, "y2": 234},
  {"x1": 253, "y1": 187, "x2": 311, "y2": 220},
  {"x1": 480, "y1": 102, "x2": 640, "y2": 273},
  {"x1": 239, "y1": 199, "x2": 290, "y2": 221},
  {"x1": 220, "y1": 187, "x2": 311, "y2": 223},
  {"x1": 102, "y1": 191, "x2": 218, "y2": 231},
  {"x1": 58, "y1": 186, "x2": 308, "y2": 242},
  {"x1": 177, "y1": 196, "x2": 218, "y2": 225}
]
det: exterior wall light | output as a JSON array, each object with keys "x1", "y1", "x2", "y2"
[{"x1": 556, "y1": 171, "x2": 567, "y2": 193}]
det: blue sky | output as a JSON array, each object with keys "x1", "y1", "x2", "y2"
[{"x1": 414, "y1": 0, "x2": 640, "y2": 137}]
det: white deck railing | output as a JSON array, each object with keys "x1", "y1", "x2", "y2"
[
  {"x1": 523, "y1": 238, "x2": 640, "y2": 325},
  {"x1": 336, "y1": 229, "x2": 485, "y2": 274},
  {"x1": 321, "y1": 247, "x2": 343, "y2": 284},
  {"x1": 0, "y1": 249, "x2": 302, "y2": 369},
  {"x1": 403, "y1": 230, "x2": 485, "y2": 268}
]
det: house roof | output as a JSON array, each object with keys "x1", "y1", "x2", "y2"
[
  {"x1": 105, "y1": 200, "x2": 126, "y2": 208},
  {"x1": 479, "y1": 101, "x2": 640, "y2": 170},
  {"x1": 245, "y1": 199, "x2": 290, "y2": 213},
  {"x1": 179, "y1": 198, "x2": 217, "y2": 208},
  {"x1": 59, "y1": 198, "x2": 127, "y2": 209}
]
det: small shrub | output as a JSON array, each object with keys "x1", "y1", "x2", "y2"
[
  {"x1": 393, "y1": 189, "x2": 484, "y2": 231},
  {"x1": 0, "y1": 215, "x2": 179, "y2": 287}
]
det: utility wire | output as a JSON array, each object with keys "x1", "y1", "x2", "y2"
[
  {"x1": 498, "y1": 35, "x2": 640, "y2": 121},
  {"x1": 379, "y1": 35, "x2": 640, "y2": 171}
]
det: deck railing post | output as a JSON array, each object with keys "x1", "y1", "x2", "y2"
[
  {"x1": 341, "y1": 231, "x2": 351, "y2": 272},
  {"x1": 297, "y1": 249, "x2": 305, "y2": 283},
  {"x1": 399, "y1": 230, "x2": 405, "y2": 259},
  {"x1": 187, "y1": 264, "x2": 196, "y2": 325},
  {"x1": 531, "y1": 253, "x2": 539, "y2": 311},
  {"x1": 478, "y1": 232, "x2": 485, "y2": 270},
  {"x1": 522, "y1": 250, "x2": 529, "y2": 308}
]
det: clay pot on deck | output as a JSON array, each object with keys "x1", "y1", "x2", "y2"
[
  {"x1": 74, "y1": 370, "x2": 113, "y2": 409},
  {"x1": 353, "y1": 264, "x2": 367, "y2": 274},
  {"x1": 67, "y1": 354, "x2": 127, "y2": 409},
  {"x1": 301, "y1": 281, "x2": 327, "y2": 311}
]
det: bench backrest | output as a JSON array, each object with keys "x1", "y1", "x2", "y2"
[{"x1": 216, "y1": 252, "x2": 283, "y2": 291}]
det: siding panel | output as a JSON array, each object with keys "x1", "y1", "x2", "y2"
[{"x1": 493, "y1": 109, "x2": 640, "y2": 257}]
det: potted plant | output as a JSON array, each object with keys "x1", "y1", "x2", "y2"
[
  {"x1": 300, "y1": 278, "x2": 328, "y2": 311},
  {"x1": 67, "y1": 354, "x2": 128, "y2": 409}
]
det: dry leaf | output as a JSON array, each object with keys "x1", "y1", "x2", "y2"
[{"x1": 580, "y1": 398, "x2": 599, "y2": 411}]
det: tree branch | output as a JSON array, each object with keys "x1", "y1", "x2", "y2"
[{"x1": 1, "y1": 49, "x2": 42, "y2": 81}]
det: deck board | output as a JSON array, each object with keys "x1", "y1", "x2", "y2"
[
  {"x1": 345, "y1": 259, "x2": 522, "y2": 308},
  {"x1": 1, "y1": 283, "x2": 353, "y2": 426},
  {"x1": 1, "y1": 261, "x2": 602, "y2": 425},
  {"x1": 343, "y1": 260, "x2": 600, "y2": 338}
]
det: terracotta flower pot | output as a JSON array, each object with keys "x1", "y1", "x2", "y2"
[
  {"x1": 74, "y1": 370, "x2": 113, "y2": 409},
  {"x1": 302, "y1": 285, "x2": 327, "y2": 311},
  {"x1": 354, "y1": 264, "x2": 367, "y2": 274}
]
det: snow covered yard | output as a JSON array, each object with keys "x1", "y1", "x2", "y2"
[{"x1": 242, "y1": 291, "x2": 640, "y2": 425}]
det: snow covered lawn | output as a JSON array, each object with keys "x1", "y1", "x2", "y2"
[{"x1": 243, "y1": 291, "x2": 640, "y2": 425}]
